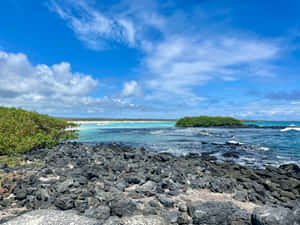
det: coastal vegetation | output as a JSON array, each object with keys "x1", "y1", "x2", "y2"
[
  {"x1": 175, "y1": 116, "x2": 243, "y2": 127},
  {"x1": 0, "y1": 106, "x2": 78, "y2": 155}
]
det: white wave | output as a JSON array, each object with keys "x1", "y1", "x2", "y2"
[
  {"x1": 239, "y1": 156, "x2": 256, "y2": 161},
  {"x1": 150, "y1": 130, "x2": 165, "y2": 135},
  {"x1": 280, "y1": 125, "x2": 300, "y2": 132},
  {"x1": 226, "y1": 140, "x2": 244, "y2": 145},
  {"x1": 276, "y1": 156, "x2": 290, "y2": 159},
  {"x1": 212, "y1": 142, "x2": 225, "y2": 145},
  {"x1": 259, "y1": 147, "x2": 270, "y2": 151},
  {"x1": 198, "y1": 132, "x2": 214, "y2": 136}
]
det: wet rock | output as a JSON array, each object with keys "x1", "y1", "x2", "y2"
[
  {"x1": 251, "y1": 206, "x2": 296, "y2": 225},
  {"x1": 201, "y1": 152, "x2": 217, "y2": 161},
  {"x1": 222, "y1": 151, "x2": 240, "y2": 158},
  {"x1": 279, "y1": 164, "x2": 300, "y2": 173}
]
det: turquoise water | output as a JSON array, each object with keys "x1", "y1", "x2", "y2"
[
  {"x1": 77, "y1": 121, "x2": 300, "y2": 168},
  {"x1": 244, "y1": 121, "x2": 300, "y2": 126}
]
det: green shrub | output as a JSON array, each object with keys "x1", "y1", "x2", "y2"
[
  {"x1": 175, "y1": 116, "x2": 243, "y2": 127},
  {"x1": 0, "y1": 107, "x2": 78, "y2": 155}
]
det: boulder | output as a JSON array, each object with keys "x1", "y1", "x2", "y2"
[
  {"x1": 110, "y1": 200, "x2": 137, "y2": 217},
  {"x1": 136, "y1": 181, "x2": 157, "y2": 196},
  {"x1": 222, "y1": 151, "x2": 240, "y2": 158},
  {"x1": 56, "y1": 179, "x2": 74, "y2": 193},
  {"x1": 84, "y1": 205, "x2": 111, "y2": 220},
  {"x1": 157, "y1": 195, "x2": 175, "y2": 208},
  {"x1": 188, "y1": 201, "x2": 251, "y2": 225},
  {"x1": 251, "y1": 206, "x2": 296, "y2": 225},
  {"x1": 279, "y1": 164, "x2": 300, "y2": 173},
  {"x1": 54, "y1": 195, "x2": 74, "y2": 210},
  {"x1": 2, "y1": 209, "x2": 100, "y2": 225}
]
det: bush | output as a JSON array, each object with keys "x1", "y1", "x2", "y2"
[
  {"x1": 0, "y1": 107, "x2": 78, "y2": 155},
  {"x1": 175, "y1": 116, "x2": 243, "y2": 127}
]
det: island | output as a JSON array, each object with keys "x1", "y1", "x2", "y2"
[{"x1": 175, "y1": 116, "x2": 244, "y2": 127}]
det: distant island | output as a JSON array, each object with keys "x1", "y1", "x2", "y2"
[{"x1": 175, "y1": 116, "x2": 244, "y2": 127}]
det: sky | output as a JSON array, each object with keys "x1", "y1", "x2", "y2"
[{"x1": 1, "y1": 0, "x2": 300, "y2": 119}]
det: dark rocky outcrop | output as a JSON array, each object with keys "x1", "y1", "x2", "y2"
[
  {"x1": 188, "y1": 201, "x2": 251, "y2": 225},
  {"x1": 0, "y1": 142, "x2": 299, "y2": 224},
  {"x1": 251, "y1": 206, "x2": 296, "y2": 225}
]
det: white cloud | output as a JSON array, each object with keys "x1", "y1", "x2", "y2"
[
  {"x1": 49, "y1": 0, "x2": 136, "y2": 49},
  {"x1": 0, "y1": 50, "x2": 141, "y2": 115},
  {"x1": 141, "y1": 35, "x2": 279, "y2": 105},
  {"x1": 121, "y1": 80, "x2": 142, "y2": 97},
  {"x1": 145, "y1": 36, "x2": 279, "y2": 90},
  {"x1": 46, "y1": 0, "x2": 288, "y2": 117},
  {"x1": 0, "y1": 51, "x2": 98, "y2": 97}
]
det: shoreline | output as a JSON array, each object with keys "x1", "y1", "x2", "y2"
[
  {"x1": 69, "y1": 120, "x2": 286, "y2": 130},
  {"x1": 69, "y1": 120, "x2": 174, "y2": 124},
  {"x1": 0, "y1": 142, "x2": 299, "y2": 224}
]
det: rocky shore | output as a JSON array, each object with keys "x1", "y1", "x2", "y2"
[{"x1": 0, "y1": 142, "x2": 299, "y2": 224}]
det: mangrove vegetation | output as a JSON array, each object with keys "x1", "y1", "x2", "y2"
[
  {"x1": 175, "y1": 116, "x2": 243, "y2": 127},
  {"x1": 0, "y1": 107, "x2": 78, "y2": 155}
]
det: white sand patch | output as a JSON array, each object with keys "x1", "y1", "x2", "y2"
[{"x1": 68, "y1": 120, "x2": 173, "y2": 124}]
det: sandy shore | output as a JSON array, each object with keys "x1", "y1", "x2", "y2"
[{"x1": 68, "y1": 120, "x2": 173, "y2": 124}]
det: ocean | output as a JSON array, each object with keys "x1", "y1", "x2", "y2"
[{"x1": 76, "y1": 121, "x2": 300, "y2": 168}]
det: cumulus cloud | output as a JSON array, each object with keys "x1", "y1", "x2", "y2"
[
  {"x1": 0, "y1": 51, "x2": 98, "y2": 97},
  {"x1": 121, "y1": 81, "x2": 142, "y2": 97},
  {"x1": 0, "y1": 50, "x2": 141, "y2": 115}
]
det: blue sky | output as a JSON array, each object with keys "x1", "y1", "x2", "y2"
[{"x1": 1, "y1": 0, "x2": 300, "y2": 119}]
